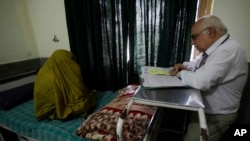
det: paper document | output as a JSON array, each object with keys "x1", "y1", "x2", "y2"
[
  {"x1": 140, "y1": 66, "x2": 186, "y2": 88},
  {"x1": 148, "y1": 68, "x2": 170, "y2": 75},
  {"x1": 141, "y1": 66, "x2": 170, "y2": 75}
]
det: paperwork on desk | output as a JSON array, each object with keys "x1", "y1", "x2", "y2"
[{"x1": 140, "y1": 66, "x2": 186, "y2": 88}]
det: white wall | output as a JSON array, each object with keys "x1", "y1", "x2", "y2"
[
  {"x1": 0, "y1": 0, "x2": 39, "y2": 64},
  {"x1": 26, "y1": 0, "x2": 70, "y2": 58},
  {"x1": 0, "y1": 0, "x2": 70, "y2": 64},
  {"x1": 212, "y1": 0, "x2": 250, "y2": 61}
]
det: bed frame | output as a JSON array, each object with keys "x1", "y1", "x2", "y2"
[{"x1": 0, "y1": 73, "x2": 124, "y2": 141}]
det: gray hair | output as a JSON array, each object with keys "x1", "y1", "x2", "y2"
[{"x1": 200, "y1": 15, "x2": 228, "y2": 34}]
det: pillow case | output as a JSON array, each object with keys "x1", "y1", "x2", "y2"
[{"x1": 76, "y1": 85, "x2": 157, "y2": 141}]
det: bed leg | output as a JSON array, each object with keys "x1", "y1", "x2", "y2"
[
  {"x1": 198, "y1": 108, "x2": 209, "y2": 141},
  {"x1": 116, "y1": 99, "x2": 134, "y2": 141}
]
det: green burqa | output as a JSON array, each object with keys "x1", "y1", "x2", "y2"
[{"x1": 34, "y1": 49, "x2": 96, "y2": 120}]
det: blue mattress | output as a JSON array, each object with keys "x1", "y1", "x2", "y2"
[{"x1": 0, "y1": 91, "x2": 116, "y2": 141}]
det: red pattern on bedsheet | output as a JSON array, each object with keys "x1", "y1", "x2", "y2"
[{"x1": 76, "y1": 85, "x2": 156, "y2": 141}]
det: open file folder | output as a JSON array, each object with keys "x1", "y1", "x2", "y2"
[{"x1": 140, "y1": 66, "x2": 187, "y2": 88}]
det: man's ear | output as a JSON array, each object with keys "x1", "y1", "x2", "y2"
[{"x1": 207, "y1": 27, "x2": 216, "y2": 37}]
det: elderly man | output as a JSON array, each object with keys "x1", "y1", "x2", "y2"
[{"x1": 170, "y1": 15, "x2": 248, "y2": 141}]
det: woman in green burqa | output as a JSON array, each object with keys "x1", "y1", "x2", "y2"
[{"x1": 34, "y1": 49, "x2": 96, "y2": 120}]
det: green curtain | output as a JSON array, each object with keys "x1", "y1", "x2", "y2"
[
  {"x1": 157, "y1": 0, "x2": 198, "y2": 67},
  {"x1": 129, "y1": 0, "x2": 197, "y2": 71},
  {"x1": 65, "y1": 0, "x2": 129, "y2": 91},
  {"x1": 64, "y1": 0, "x2": 197, "y2": 91}
]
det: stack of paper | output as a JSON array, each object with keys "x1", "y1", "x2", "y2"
[{"x1": 140, "y1": 66, "x2": 186, "y2": 88}]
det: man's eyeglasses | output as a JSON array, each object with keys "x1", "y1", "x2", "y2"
[{"x1": 190, "y1": 28, "x2": 208, "y2": 40}]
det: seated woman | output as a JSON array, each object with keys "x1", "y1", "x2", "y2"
[{"x1": 34, "y1": 49, "x2": 96, "y2": 121}]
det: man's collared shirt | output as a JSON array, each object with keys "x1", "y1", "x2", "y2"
[{"x1": 180, "y1": 34, "x2": 248, "y2": 114}]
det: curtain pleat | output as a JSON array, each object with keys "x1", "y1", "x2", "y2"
[
  {"x1": 64, "y1": 0, "x2": 198, "y2": 90},
  {"x1": 132, "y1": 0, "x2": 197, "y2": 68},
  {"x1": 157, "y1": 0, "x2": 198, "y2": 67}
]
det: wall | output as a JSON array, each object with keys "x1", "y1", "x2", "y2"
[
  {"x1": 0, "y1": 0, "x2": 38, "y2": 64},
  {"x1": 0, "y1": 0, "x2": 70, "y2": 64},
  {"x1": 26, "y1": 0, "x2": 70, "y2": 58},
  {"x1": 212, "y1": 0, "x2": 250, "y2": 61}
]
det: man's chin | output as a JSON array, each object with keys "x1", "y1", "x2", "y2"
[{"x1": 197, "y1": 49, "x2": 204, "y2": 52}]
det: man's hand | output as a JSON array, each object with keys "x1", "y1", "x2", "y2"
[{"x1": 169, "y1": 63, "x2": 187, "y2": 76}]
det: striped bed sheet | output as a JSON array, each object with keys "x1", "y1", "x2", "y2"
[{"x1": 0, "y1": 91, "x2": 116, "y2": 141}]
